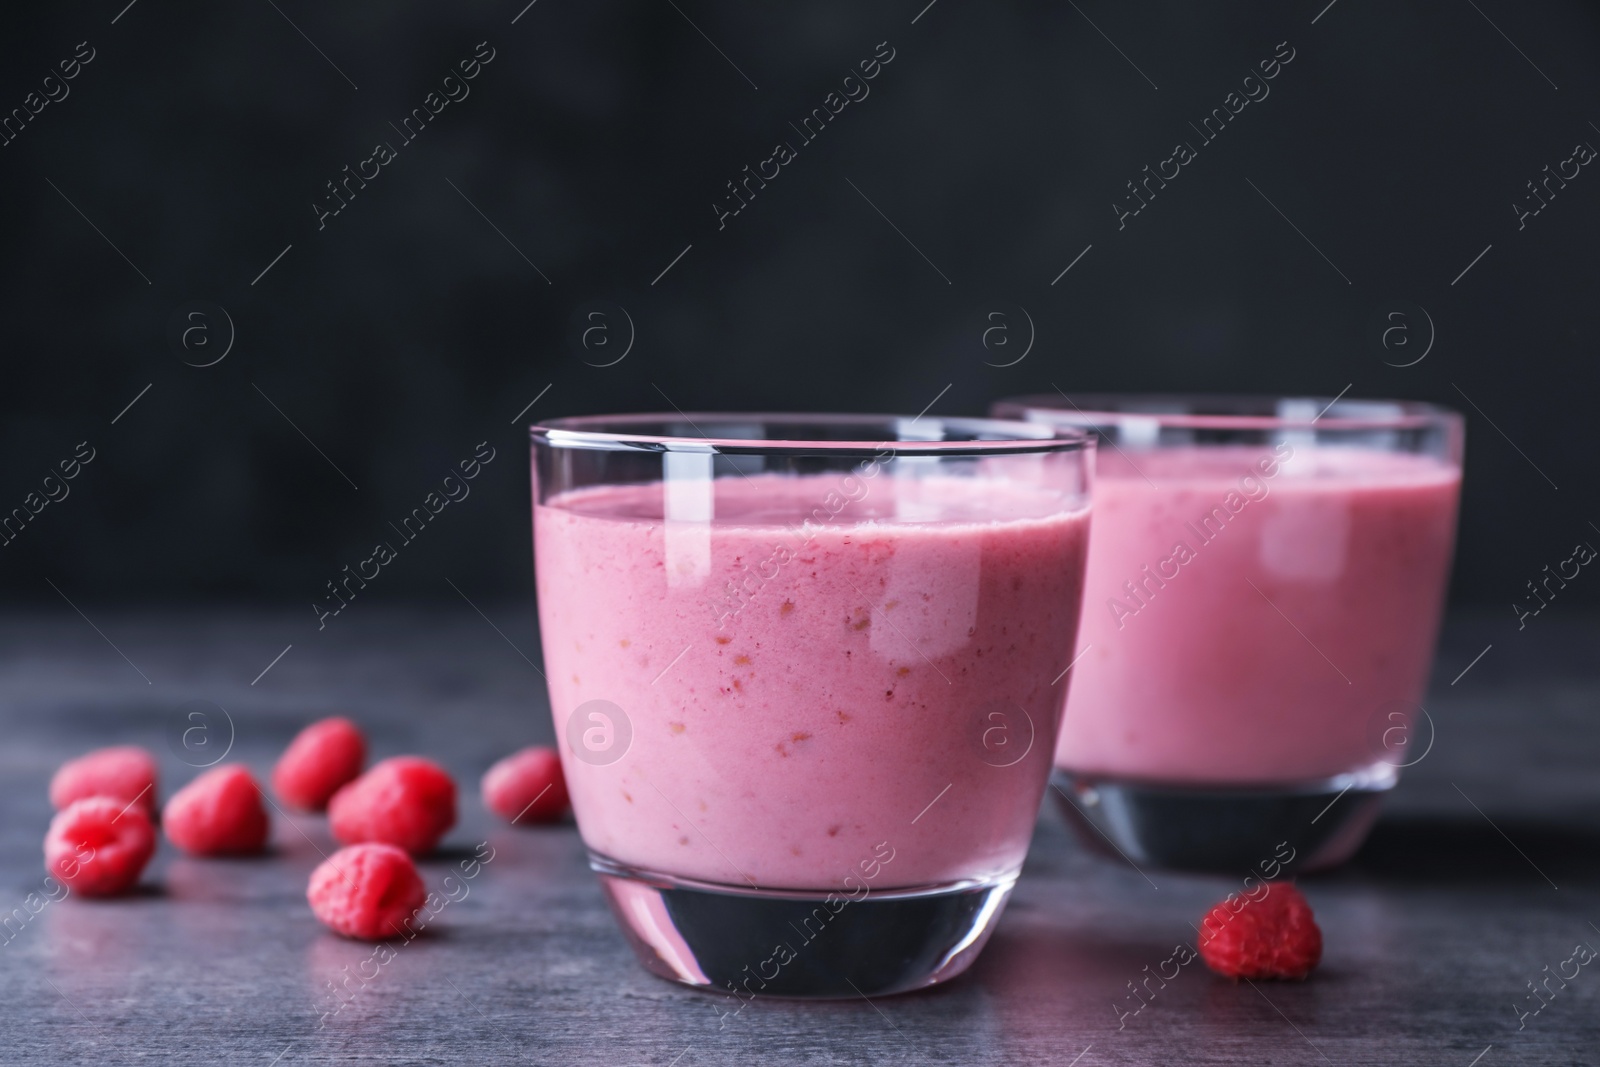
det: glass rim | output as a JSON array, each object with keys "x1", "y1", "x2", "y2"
[
  {"x1": 993, "y1": 392, "x2": 1462, "y2": 432},
  {"x1": 530, "y1": 412, "x2": 1095, "y2": 457}
]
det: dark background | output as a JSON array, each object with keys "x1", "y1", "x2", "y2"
[{"x1": 2, "y1": 0, "x2": 1595, "y2": 613}]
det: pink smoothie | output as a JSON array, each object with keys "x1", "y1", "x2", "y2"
[
  {"x1": 1057, "y1": 444, "x2": 1460, "y2": 785},
  {"x1": 535, "y1": 472, "x2": 1091, "y2": 891}
]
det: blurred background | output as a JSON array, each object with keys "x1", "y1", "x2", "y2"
[{"x1": 1, "y1": 0, "x2": 1595, "y2": 610}]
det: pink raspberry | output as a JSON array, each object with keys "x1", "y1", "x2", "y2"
[
  {"x1": 50, "y1": 745, "x2": 158, "y2": 817},
  {"x1": 307, "y1": 843, "x2": 427, "y2": 940},
  {"x1": 482, "y1": 746, "x2": 568, "y2": 824},
  {"x1": 272, "y1": 717, "x2": 366, "y2": 812},
  {"x1": 1198, "y1": 882, "x2": 1323, "y2": 980},
  {"x1": 329, "y1": 756, "x2": 456, "y2": 855},
  {"x1": 44, "y1": 796, "x2": 157, "y2": 896},
  {"x1": 163, "y1": 765, "x2": 271, "y2": 855}
]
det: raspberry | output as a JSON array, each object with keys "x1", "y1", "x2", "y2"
[
  {"x1": 163, "y1": 765, "x2": 271, "y2": 855},
  {"x1": 481, "y1": 746, "x2": 568, "y2": 825},
  {"x1": 50, "y1": 745, "x2": 159, "y2": 818},
  {"x1": 44, "y1": 796, "x2": 157, "y2": 897},
  {"x1": 272, "y1": 717, "x2": 366, "y2": 812},
  {"x1": 328, "y1": 756, "x2": 456, "y2": 855},
  {"x1": 1198, "y1": 882, "x2": 1322, "y2": 980},
  {"x1": 307, "y1": 843, "x2": 427, "y2": 940}
]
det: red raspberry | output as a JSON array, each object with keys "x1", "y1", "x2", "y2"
[
  {"x1": 50, "y1": 745, "x2": 159, "y2": 817},
  {"x1": 272, "y1": 717, "x2": 366, "y2": 812},
  {"x1": 307, "y1": 843, "x2": 427, "y2": 940},
  {"x1": 44, "y1": 796, "x2": 157, "y2": 896},
  {"x1": 481, "y1": 746, "x2": 568, "y2": 825},
  {"x1": 163, "y1": 765, "x2": 271, "y2": 855},
  {"x1": 1198, "y1": 882, "x2": 1323, "y2": 980},
  {"x1": 328, "y1": 756, "x2": 456, "y2": 855}
]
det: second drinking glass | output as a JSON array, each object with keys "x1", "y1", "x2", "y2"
[
  {"x1": 994, "y1": 394, "x2": 1463, "y2": 875},
  {"x1": 531, "y1": 414, "x2": 1095, "y2": 998}
]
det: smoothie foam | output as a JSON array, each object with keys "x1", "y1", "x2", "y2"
[
  {"x1": 536, "y1": 472, "x2": 1091, "y2": 891},
  {"x1": 1058, "y1": 445, "x2": 1460, "y2": 785}
]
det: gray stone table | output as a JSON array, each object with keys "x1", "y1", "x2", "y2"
[{"x1": 1, "y1": 607, "x2": 1595, "y2": 1065}]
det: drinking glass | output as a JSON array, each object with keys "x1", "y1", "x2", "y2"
[
  {"x1": 993, "y1": 395, "x2": 1463, "y2": 874},
  {"x1": 530, "y1": 413, "x2": 1094, "y2": 997}
]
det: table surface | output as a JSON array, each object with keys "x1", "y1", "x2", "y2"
[{"x1": 1, "y1": 606, "x2": 1596, "y2": 1066}]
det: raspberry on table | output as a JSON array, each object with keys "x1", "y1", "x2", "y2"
[
  {"x1": 307, "y1": 843, "x2": 427, "y2": 941},
  {"x1": 50, "y1": 745, "x2": 159, "y2": 818},
  {"x1": 1198, "y1": 882, "x2": 1323, "y2": 980},
  {"x1": 272, "y1": 717, "x2": 366, "y2": 812},
  {"x1": 163, "y1": 765, "x2": 271, "y2": 855},
  {"x1": 44, "y1": 796, "x2": 157, "y2": 897},
  {"x1": 481, "y1": 746, "x2": 568, "y2": 825},
  {"x1": 329, "y1": 756, "x2": 457, "y2": 855}
]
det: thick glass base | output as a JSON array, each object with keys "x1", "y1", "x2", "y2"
[
  {"x1": 591, "y1": 851, "x2": 1016, "y2": 999},
  {"x1": 1051, "y1": 765, "x2": 1394, "y2": 875}
]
